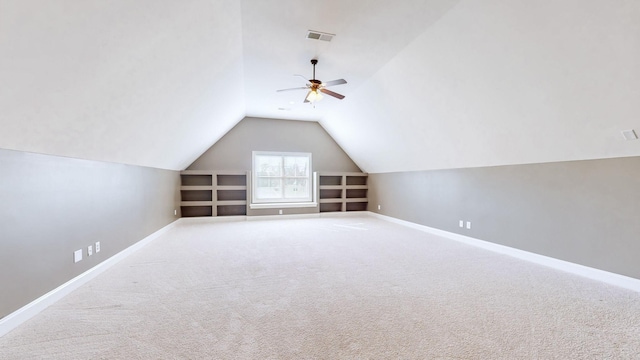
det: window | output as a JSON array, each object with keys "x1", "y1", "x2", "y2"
[{"x1": 251, "y1": 151, "x2": 315, "y2": 208}]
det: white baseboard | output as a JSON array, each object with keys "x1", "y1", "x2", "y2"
[
  {"x1": 247, "y1": 213, "x2": 320, "y2": 221},
  {"x1": 248, "y1": 211, "x2": 370, "y2": 221},
  {"x1": 178, "y1": 211, "x2": 368, "y2": 224},
  {"x1": 179, "y1": 215, "x2": 248, "y2": 224},
  {"x1": 0, "y1": 221, "x2": 179, "y2": 338},
  {"x1": 176, "y1": 211, "x2": 368, "y2": 223},
  {"x1": 367, "y1": 212, "x2": 640, "y2": 293},
  {"x1": 320, "y1": 211, "x2": 369, "y2": 218}
]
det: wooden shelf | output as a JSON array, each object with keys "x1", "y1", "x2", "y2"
[
  {"x1": 216, "y1": 185, "x2": 247, "y2": 191},
  {"x1": 180, "y1": 185, "x2": 213, "y2": 191},
  {"x1": 317, "y1": 172, "x2": 368, "y2": 213},
  {"x1": 181, "y1": 201, "x2": 214, "y2": 207},
  {"x1": 180, "y1": 171, "x2": 248, "y2": 217},
  {"x1": 345, "y1": 198, "x2": 368, "y2": 203},
  {"x1": 216, "y1": 200, "x2": 247, "y2": 206},
  {"x1": 319, "y1": 198, "x2": 344, "y2": 204},
  {"x1": 318, "y1": 172, "x2": 368, "y2": 177},
  {"x1": 319, "y1": 185, "x2": 343, "y2": 190},
  {"x1": 180, "y1": 170, "x2": 215, "y2": 175},
  {"x1": 345, "y1": 185, "x2": 368, "y2": 190}
]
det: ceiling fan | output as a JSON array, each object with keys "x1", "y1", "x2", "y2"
[{"x1": 277, "y1": 59, "x2": 347, "y2": 103}]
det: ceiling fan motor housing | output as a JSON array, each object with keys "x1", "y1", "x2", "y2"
[{"x1": 275, "y1": 58, "x2": 346, "y2": 101}]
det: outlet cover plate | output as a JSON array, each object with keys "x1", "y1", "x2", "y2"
[{"x1": 74, "y1": 249, "x2": 83, "y2": 263}]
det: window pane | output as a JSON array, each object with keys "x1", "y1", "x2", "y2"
[
  {"x1": 252, "y1": 151, "x2": 312, "y2": 204},
  {"x1": 284, "y1": 178, "x2": 309, "y2": 199},
  {"x1": 256, "y1": 156, "x2": 282, "y2": 177},
  {"x1": 255, "y1": 178, "x2": 282, "y2": 199},
  {"x1": 284, "y1": 156, "x2": 309, "y2": 177}
]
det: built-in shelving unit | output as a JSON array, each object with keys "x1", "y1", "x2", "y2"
[
  {"x1": 180, "y1": 171, "x2": 248, "y2": 217},
  {"x1": 318, "y1": 172, "x2": 368, "y2": 213},
  {"x1": 181, "y1": 170, "x2": 367, "y2": 217}
]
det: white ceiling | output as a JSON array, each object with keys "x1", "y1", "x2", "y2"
[
  {"x1": 241, "y1": 0, "x2": 460, "y2": 121},
  {"x1": 1, "y1": 0, "x2": 639, "y2": 171}
]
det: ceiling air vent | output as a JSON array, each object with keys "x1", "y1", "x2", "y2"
[{"x1": 306, "y1": 30, "x2": 334, "y2": 42}]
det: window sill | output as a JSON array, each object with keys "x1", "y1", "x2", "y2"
[{"x1": 249, "y1": 202, "x2": 318, "y2": 210}]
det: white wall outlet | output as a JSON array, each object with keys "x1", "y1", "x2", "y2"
[
  {"x1": 174, "y1": 209, "x2": 177, "y2": 216},
  {"x1": 279, "y1": 209, "x2": 283, "y2": 215},
  {"x1": 74, "y1": 249, "x2": 83, "y2": 263},
  {"x1": 378, "y1": 205, "x2": 381, "y2": 210},
  {"x1": 95, "y1": 242, "x2": 101, "y2": 253},
  {"x1": 87, "y1": 245, "x2": 93, "y2": 256},
  {"x1": 466, "y1": 221, "x2": 472, "y2": 229},
  {"x1": 459, "y1": 220, "x2": 464, "y2": 228}
]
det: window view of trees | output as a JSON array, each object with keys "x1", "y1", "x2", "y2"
[{"x1": 254, "y1": 153, "x2": 311, "y2": 202}]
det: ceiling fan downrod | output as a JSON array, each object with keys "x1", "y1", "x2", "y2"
[{"x1": 311, "y1": 59, "x2": 318, "y2": 81}]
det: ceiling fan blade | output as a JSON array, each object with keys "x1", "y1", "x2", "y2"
[
  {"x1": 294, "y1": 74, "x2": 309, "y2": 81},
  {"x1": 323, "y1": 79, "x2": 347, "y2": 87},
  {"x1": 277, "y1": 86, "x2": 308, "y2": 92},
  {"x1": 320, "y1": 88, "x2": 345, "y2": 99}
]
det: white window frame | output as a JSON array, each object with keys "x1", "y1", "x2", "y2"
[{"x1": 250, "y1": 151, "x2": 317, "y2": 209}]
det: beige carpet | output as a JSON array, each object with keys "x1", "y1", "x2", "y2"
[{"x1": 1, "y1": 215, "x2": 640, "y2": 359}]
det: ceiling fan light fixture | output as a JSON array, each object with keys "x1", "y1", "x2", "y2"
[
  {"x1": 276, "y1": 59, "x2": 346, "y2": 103},
  {"x1": 306, "y1": 90, "x2": 323, "y2": 103}
]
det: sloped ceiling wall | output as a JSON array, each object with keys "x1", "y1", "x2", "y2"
[
  {"x1": 0, "y1": 0, "x2": 245, "y2": 170},
  {"x1": 322, "y1": 0, "x2": 640, "y2": 173},
  {"x1": 1, "y1": 0, "x2": 639, "y2": 172},
  {"x1": 240, "y1": 0, "x2": 461, "y2": 122}
]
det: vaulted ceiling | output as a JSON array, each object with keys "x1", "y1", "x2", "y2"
[{"x1": 1, "y1": 0, "x2": 639, "y2": 172}]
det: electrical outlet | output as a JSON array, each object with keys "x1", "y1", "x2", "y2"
[
  {"x1": 378, "y1": 205, "x2": 381, "y2": 210},
  {"x1": 174, "y1": 209, "x2": 177, "y2": 216},
  {"x1": 459, "y1": 220, "x2": 464, "y2": 228},
  {"x1": 74, "y1": 249, "x2": 83, "y2": 263},
  {"x1": 95, "y1": 242, "x2": 101, "y2": 253},
  {"x1": 279, "y1": 209, "x2": 283, "y2": 215},
  {"x1": 87, "y1": 245, "x2": 93, "y2": 256},
  {"x1": 466, "y1": 221, "x2": 471, "y2": 229}
]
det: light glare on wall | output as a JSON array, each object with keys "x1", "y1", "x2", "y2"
[{"x1": 621, "y1": 129, "x2": 638, "y2": 141}]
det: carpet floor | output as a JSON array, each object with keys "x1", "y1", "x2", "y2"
[{"x1": 1, "y1": 215, "x2": 640, "y2": 359}]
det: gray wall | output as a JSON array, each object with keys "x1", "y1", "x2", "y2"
[
  {"x1": 188, "y1": 117, "x2": 361, "y2": 173},
  {"x1": 0, "y1": 149, "x2": 180, "y2": 319},
  {"x1": 369, "y1": 156, "x2": 640, "y2": 279},
  {"x1": 188, "y1": 117, "x2": 361, "y2": 216}
]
